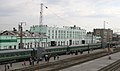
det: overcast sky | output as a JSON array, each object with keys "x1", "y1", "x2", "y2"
[{"x1": 0, "y1": 0, "x2": 120, "y2": 32}]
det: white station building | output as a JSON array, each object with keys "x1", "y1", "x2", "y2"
[
  {"x1": 30, "y1": 25, "x2": 97, "y2": 47},
  {"x1": 0, "y1": 25, "x2": 98, "y2": 49}
]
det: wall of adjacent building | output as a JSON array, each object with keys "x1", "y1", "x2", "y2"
[
  {"x1": 0, "y1": 35, "x2": 17, "y2": 49},
  {"x1": 0, "y1": 34, "x2": 47, "y2": 49},
  {"x1": 17, "y1": 37, "x2": 47, "y2": 49}
]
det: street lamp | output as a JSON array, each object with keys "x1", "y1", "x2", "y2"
[
  {"x1": 19, "y1": 22, "x2": 26, "y2": 49},
  {"x1": 104, "y1": 21, "x2": 112, "y2": 59},
  {"x1": 46, "y1": 37, "x2": 47, "y2": 47}
]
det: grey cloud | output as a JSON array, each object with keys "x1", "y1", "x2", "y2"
[
  {"x1": 45, "y1": 0, "x2": 62, "y2": 4},
  {"x1": 84, "y1": 14, "x2": 114, "y2": 18},
  {"x1": 0, "y1": 7, "x2": 18, "y2": 16},
  {"x1": 1, "y1": 0, "x2": 120, "y2": 31}
]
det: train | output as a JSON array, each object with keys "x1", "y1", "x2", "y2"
[{"x1": 0, "y1": 43, "x2": 102, "y2": 64}]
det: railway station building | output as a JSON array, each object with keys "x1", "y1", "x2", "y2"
[
  {"x1": 0, "y1": 25, "x2": 98, "y2": 49},
  {"x1": 30, "y1": 25, "x2": 97, "y2": 47}
]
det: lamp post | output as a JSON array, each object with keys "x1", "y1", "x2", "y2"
[
  {"x1": 0, "y1": 36, "x2": 2, "y2": 50},
  {"x1": 88, "y1": 44, "x2": 90, "y2": 54},
  {"x1": 102, "y1": 21, "x2": 108, "y2": 48},
  {"x1": 108, "y1": 29, "x2": 112, "y2": 59},
  {"x1": 104, "y1": 21, "x2": 112, "y2": 59},
  {"x1": 46, "y1": 37, "x2": 47, "y2": 47},
  {"x1": 19, "y1": 22, "x2": 26, "y2": 49}
]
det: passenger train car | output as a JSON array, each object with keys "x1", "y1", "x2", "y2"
[
  {"x1": 0, "y1": 43, "x2": 101, "y2": 64},
  {"x1": 0, "y1": 49, "x2": 35, "y2": 64}
]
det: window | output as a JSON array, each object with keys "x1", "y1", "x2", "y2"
[
  {"x1": 38, "y1": 42, "x2": 40, "y2": 47},
  {"x1": 9, "y1": 46, "x2": 12, "y2": 49},
  {"x1": 14, "y1": 45, "x2": 16, "y2": 49},
  {"x1": 55, "y1": 30, "x2": 57, "y2": 35},
  {"x1": 30, "y1": 43, "x2": 32, "y2": 48},
  {"x1": 35, "y1": 42, "x2": 37, "y2": 48},
  {"x1": 27, "y1": 43, "x2": 29, "y2": 48},
  {"x1": 6, "y1": 33, "x2": 8, "y2": 35},
  {"x1": 48, "y1": 30, "x2": 50, "y2": 33},
  {"x1": 52, "y1": 30, "x2": 54, "y2": 34},
  {"x1": 52, "y1": 36, "x2": 54, "y2": 39},
  {"x1": 55, "y1": 36, "x2": 57, "y2": 39},
  {"x1": 58, "y1": 41, "x2": 60, "y2": 46},
  {"x1": 59, "y1": 30, "x2": 60, "y2": 33}
]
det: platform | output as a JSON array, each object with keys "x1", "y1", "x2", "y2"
[
  {"x1": 60, "y1": 51, "x2": 120, "y2": 71},
  {"x1": 0, "y1": 49, "x2": 104, "y2": 71}
]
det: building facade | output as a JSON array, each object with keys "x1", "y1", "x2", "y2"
[
  {"x1": 112, "y1": 33, "x2": 120, "y2": 41},
  {"x1": 85, "y1": 32, "x2": 97, "y2": 44},
  {"x1": 0, "y1": 30, "x2": 47, "y2": 49},
  {"x1": 93, "y1": 29, "x2": 113, "y2": 43},
  {"x1": 0, "y1": 31, "x2": 17, "y2": 49},
  {"x1": 0, "y1": 25, "x2": 100, "y2": 49},
  {"x1": 30, "y1": 25, "x2": 97, "y2": 46}
]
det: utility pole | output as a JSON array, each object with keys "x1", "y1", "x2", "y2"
[
  {"x1": 102, "y1": 21, "x2": 108, "y2": 48},
  {"x1": 19, "y1": 22, "x2": 26, "y2": 49},
  {"x1": 88, "y1": 44, "x2": 89, "y2": 54},
  {"x1": 104, "y1": 21, "x2": 105, "y2": 29},
  {"x1": 105, "y1": 21, "x2": 111, "y2": 59},
  {"x1": 91, "y1": 32, "x2": 93, "y2": 44}
]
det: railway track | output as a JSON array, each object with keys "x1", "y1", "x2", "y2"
[
  {"x1": 98, "y1": 59, "x2": 120, "y2": 71},
  {"x1": 11, "y1": 48, "x2": 120, "y2": 71}
]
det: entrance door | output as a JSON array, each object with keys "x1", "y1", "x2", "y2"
[
  {"x1": 69, "y1": 40, "x2": 72, "y2": 45},
  {"x1": 51, "y1": 41, "x2": 56, "y2": 46}
]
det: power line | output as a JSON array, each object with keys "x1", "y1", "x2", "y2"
[
  {"x1": 42, "y1": 3, "x2": 94, "y2": 30},
  {"x1": 43, "y1": 4, "x2": 93, "y2": 29},
  {"x1": 42, "y1": 4, "x2": 76, "y2": 25}
]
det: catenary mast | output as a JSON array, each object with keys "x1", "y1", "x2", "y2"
[{"x1": 40, "y1": 3, "x2": 43, "y2": 25}]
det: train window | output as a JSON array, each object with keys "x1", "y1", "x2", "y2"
[
  {"x1": 0, "y1": 54, "x2": 3, "y2": 57},
  {"x1": 24, "y1": 52, "x2": 27, "y2": 55},
  {"x1": 11, "y1": 54, "x2": 14, "y2": 57},
  {"x1": 6, "y1": 54, "x2": 9, "y2": 57},
  {"x1": 23, "y1": 52, "x2": 26, "y2": 55},
  {"x1": 0, "y1": 54, "x2": 2, "y2": 58},
  {"x1": 0, "y1": 54, "x2": 1, "y2": 58},
  {"x1": 10, "y1": 54, "x2": 13, "y2": 57},
  {"x1": 2, "y1": 54, "x2": 5, "y2": 57},
  {"x1": 22, "y1": 52, "x2": 26, "y2": 55},
  {"x1": 13, "y1": 52, "x2": 16, "y2": 56},
  {"x1": 16, "y1": 53, "x2": 19, "y2": 56},
  {"x1": 27, "y1": 52, "x2": 30, "y2": 55},
  {"x1": 20, "y1": 52, "x2": 24, "y2": 55},
  {"x1": 9, "y1": 54, "x2": 12, "y2": 57},
  {"x1": 20, "y1": 52, "x2": 23, "y2": 55}
]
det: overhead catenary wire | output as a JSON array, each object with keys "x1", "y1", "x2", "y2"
[
  {"x1": 42, "y1": 3, "x2": 93, "y2": 29},
  {"x1": 42, "y1": 4, "x2": 76, "y2": 26}
]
